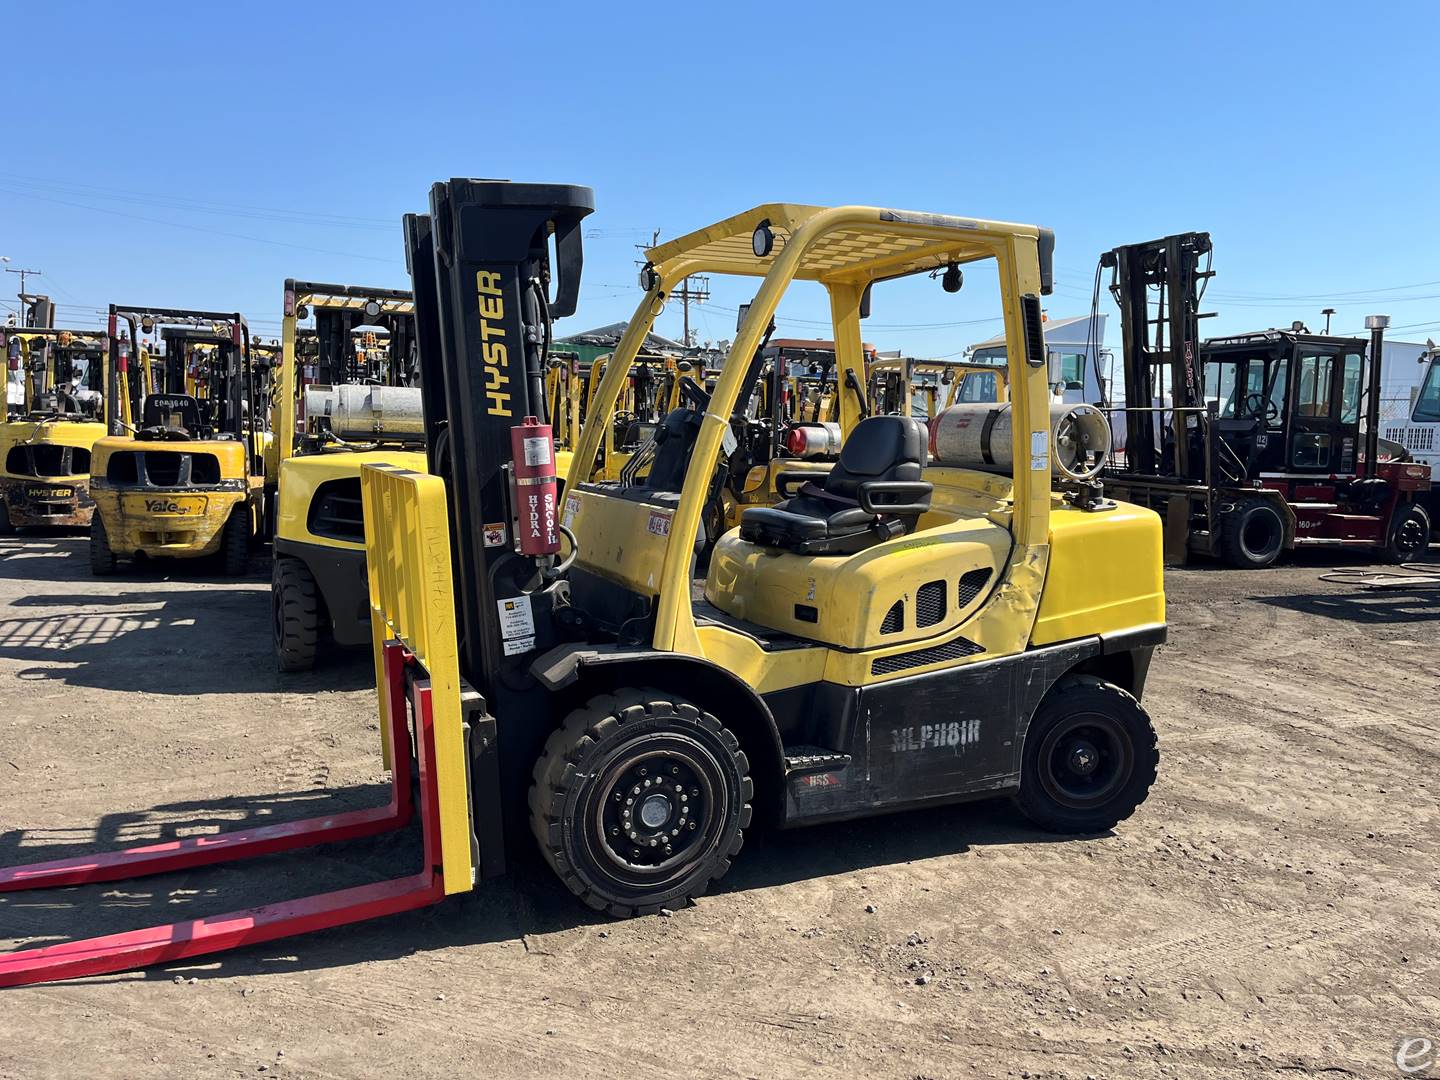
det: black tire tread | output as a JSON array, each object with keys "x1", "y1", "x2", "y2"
[
  {"x1": 220, "y1": 507, "x2": 251, "y2": 576},
  {"x1": 1220, "y1": 498, "x2": 1284, "y2": 569},
  {"x1": 529, "y1": 688, "x2": 751, "y2": 918},
  {"x1": 273, "y1": 558, "x2": 321, "y2": 672},
  {"x1": 1382, "y1": 503, "x2": 1431, "y2": 564},
  {"x1": 89, "y1": 515, "x2": 117, "y2": 575},
  {"x1": 1013, "y1": 674, "x2": 1158, "y2": 834}
]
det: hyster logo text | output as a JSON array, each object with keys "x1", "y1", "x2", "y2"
[{"x1": 476, "y1": 270, "x2": 511, "y2": 417}]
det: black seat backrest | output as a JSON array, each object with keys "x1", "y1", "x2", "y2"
[
  {"x1": 823, "y1": 416, "x2": 926, "y2": 500},
  {"x1": 141, "y1": 394, "x2": 205, "y2": 436},
  {"x1": 644, "y1": 407, "x2": 703, "y2": 492}
]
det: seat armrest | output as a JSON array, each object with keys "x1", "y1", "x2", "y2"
[
  {"x1": 856, "y1": 480, "x2": 932, "y2": 516},
  {"x1": 774, "y1": 469, "x2": 832, "y2": 498}
]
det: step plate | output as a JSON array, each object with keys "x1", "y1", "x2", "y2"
[{"x1": 783, "y1": 746, "x2": 853, "y2": 775}]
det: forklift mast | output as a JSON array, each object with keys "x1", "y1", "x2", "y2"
[
  {"x1": 404, "y1": 180, "x2": 593, "y2": 851},
  {"x1": 312, "y1": 303, "x2": 414, "y2": 386},
  {"x1": 1101, "y1": 232, "x2": 1214, "y2": 477}
]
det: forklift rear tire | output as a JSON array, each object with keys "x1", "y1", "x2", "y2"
[
  {"x1": 273, "y1": 558, "x2": 321, "y2": 672},
  {"x1": 1014, "y1": 675, "x2": 1158, "y2": 834},
  {"x1": 1220, "y1": 499, "x2": 1284, "y2": 569},
  {"x1": 220, "y1": 508, "x2": 250, "y2": 576},
  {"x1": 529, "y1": 690, "x2": 752, "y2": 917},
  {"x1": 1382, "y1": 504, "x2": 1430, "y2": 564},
  {"x1": 89, "y1": 516, "x2": 117, "y2": 575},
  {"x1": 0, "y1": 501, "x2": 12, "y2": 536}
]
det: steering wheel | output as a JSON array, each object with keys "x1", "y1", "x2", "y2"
[
  {"x1": 679, "y1": 375, "x2": 711, "y2": 411},
  {"x1": 1245, "y1": 392, "x2": 1279, "y2": 422}
]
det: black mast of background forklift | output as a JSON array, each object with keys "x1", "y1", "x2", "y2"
[
  {"x1": 1101, "y1": 232, "x2": 1214, "y2": 477},
  {"x1": 405, "y1": 180, "x2": 595, "y2": 873}
]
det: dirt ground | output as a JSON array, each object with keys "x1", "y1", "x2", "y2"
[{"x1": 0, "y1": 534, "x2": 1436, "y2": 1080}]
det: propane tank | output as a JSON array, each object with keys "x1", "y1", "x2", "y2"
[
  {"x1": 302, "y1": 384, "x2": 424, "y2": 441},
  {"x1": 510, "y1": 416, "x2": 561, "y2": 556},
  {"x1": 929, "y1": 402, "x2": 1111, "y2": 481},
  {"x1": 784, "y1": 421, "x2": 843, "y2": 459}
]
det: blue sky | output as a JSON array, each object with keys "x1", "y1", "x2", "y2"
[{"x1": 4, "y1": 1, "x2": 1438, "y2": 356}]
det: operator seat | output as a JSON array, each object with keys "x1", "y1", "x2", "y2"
[
  {"x1": 739, "y1": 415, "x2": 932, "y2": 556},
  {"x1": 138, "y1": 394, "x2": 207, "y2": 441}
]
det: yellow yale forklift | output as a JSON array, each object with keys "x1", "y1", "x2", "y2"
[
  {"x1": 88, "y1": 305, "x2": 267, "y2": 575},
  {"x1": 271, "y1": 281, "x2": 424, "y2": 671},
  {"x1": 0, "y1": 183, "x2": 1165, "y2": 984},
  {"x1": 0, "y1": 323, "x2": 109, "y2": 531}
]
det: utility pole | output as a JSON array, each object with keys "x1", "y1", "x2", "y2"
[
  {"x1": 5, "y1": 266, "x2": 42, "y2": 324},
  {"x1": 672, "y1": 275, "x2": 710, "y2": 347},
  {"x1": 635, "y1": 231, "x2": 709, "y2": 347}
]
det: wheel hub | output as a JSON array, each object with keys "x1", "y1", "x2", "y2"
[
  {"x1": 1066, "y1": 739, "x2": 1100, "y2": 776},
  {"x1": 1038, "y1": 716, "x2": 1131, "y2": 809},
  {"x1": 638, "y1": 793, "x2": 672, "y2": 828},
  {"x1": 601, "y1": 752, "x2": 710, "y2": 874}
]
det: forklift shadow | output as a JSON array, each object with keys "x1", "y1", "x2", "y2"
[
  {"x1": 0, "y1": 537, "x2": 270, "y2": 586},
  {"x1": 0, "y1": 537, "x2": 90, "y2": 582},
  {"x1": 1255, "y1": 586, "x2": 1440, "y2": 624},
  {"x1": 717, "y1": 797, "x2": 1072, "y2": 894},
  {"x1": 0, "y1": 795, "x2": 1083, "y2": 985},
  {"x1": 0, "y1": 589, "x2": 375, "y2": 695}
]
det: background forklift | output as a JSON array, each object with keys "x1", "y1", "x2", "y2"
[
  {"x1": 88, "y1": 304, "x2": 267, "y2": 575},
  {"x1": 271, "y1": 281, "x2": 423, "y2": 671},
  {"x1": 0, "y1": 183, "x2": 1165, "y2": 985},
  {"x1": 1099, "y1": 233, "x2": 1432, "y2": 567},
  {"x1": 868, "y1": 355, "x2": 1009, "y2": 420},
  {"x1": 0, "y1": 303, "x2": 109, "y2": 531}
]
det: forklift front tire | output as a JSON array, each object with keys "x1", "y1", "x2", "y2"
[
  {"x1": 1014, "y1": 675, "x2": 1158, "y2": 835},
  {"x1": 1220, "y1": 499, "x2": 1284, "y2": 569},
  {"x1": 1382, "y1": 504, "x2": 1430, "y2": 564},
  {"x1": 220, "y1": 508, "x2": 250, "y2": 576},
  {"x1": 273, "y1": 558, "x2": 321, "y2": 672},
  {"x1": 0, "y1": 501, "x2": 12, "y2": 536},
  {"x1": 89, "y1": 515, "x2": 117, "y2": 575},
  {"x1": 529, "y1": 690, "x2": 752, "y2": 917}
]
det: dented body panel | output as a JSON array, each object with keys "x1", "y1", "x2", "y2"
[{"x1": 90, "y1": 436, "x2": 257, "y2": 558}]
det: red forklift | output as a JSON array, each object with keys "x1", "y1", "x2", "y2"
[{"x1": 1100, "y1": 232, "x2": 1431, "y2": 567}]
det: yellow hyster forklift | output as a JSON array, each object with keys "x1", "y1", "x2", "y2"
[
  {"x1": 271, "y1": 281, "x2": 425, "y2": 671},
  {"x1": 88, "y1": 305, "x2": 267, "y2": 576},
  {"x1": 0, "y1": 184, "x2": 1165, "y2": 984},
  {"x1": 0, "y1": 322, "x2": 109, "y2": 531}
]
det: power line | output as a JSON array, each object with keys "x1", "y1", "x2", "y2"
[
  {"x1": 0, "y1": 184, "x2": 396, "y2": 265},
  {"x1": 0, "y1": 172, "x2": 396, "y2": 231}
]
